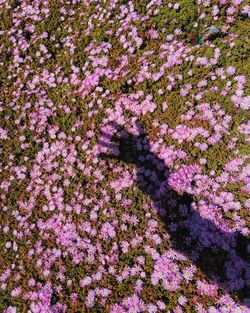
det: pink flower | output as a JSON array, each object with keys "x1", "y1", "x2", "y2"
[
  {"x1": 168, "y1": 165, "x2": 201, "y2": 194},
  {"x1": 196, "y1": 280, "x2": 218, "y2": 297},
  {"x1": 100, "y1": 222, "x2": 116, "y2": 239},
  {"x1": 226, "y1": 66, "x2": 236, "y2": 75},
  {"x1": 151, "y1": 253, "x2": 183, "y2": 291},
  {"x1": 11, "y1": 287, "x2": 22, "y2": 297},
  {"x1": 80, "y1": 276, "x2": 92, "y2": 287},
  {"x1": 234, "y1": 75, "x2": 247, "y2": 85},
  {"x1": 178, "y1": 296, "x2": 188, "y2": 306}
]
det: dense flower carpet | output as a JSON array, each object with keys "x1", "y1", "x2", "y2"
[{"x1": 0, "y1": 0, "x2": 249, "y2": 312}]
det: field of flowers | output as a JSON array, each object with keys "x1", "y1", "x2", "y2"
[{"x1": 0, "y1": 0, "x2": 250, "y2": 312}]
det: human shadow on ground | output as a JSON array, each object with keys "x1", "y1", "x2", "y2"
[{"x1": 99, "y1": 121, "x2": 250, "y2": 307}]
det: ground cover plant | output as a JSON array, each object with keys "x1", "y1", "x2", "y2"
[{"x1": 0, "y1": 0, "x2": 250, "y2": 312}]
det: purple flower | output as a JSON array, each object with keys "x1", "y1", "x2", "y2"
[{"x1": 151, "y1": 253, "x2": 183, "y2": 291}]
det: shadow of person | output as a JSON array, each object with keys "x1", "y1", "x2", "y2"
[{"x1": 98, "y1": 120, "x2": 250, "y2": 307}]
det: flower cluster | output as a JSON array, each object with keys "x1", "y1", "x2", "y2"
[{"x1": 0, "y1": 0, "x2": 249, "y2": 312}]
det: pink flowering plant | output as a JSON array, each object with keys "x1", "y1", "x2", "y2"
[{"x1": 0, "y1": 0, "x2": 249, "y2": 312}]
